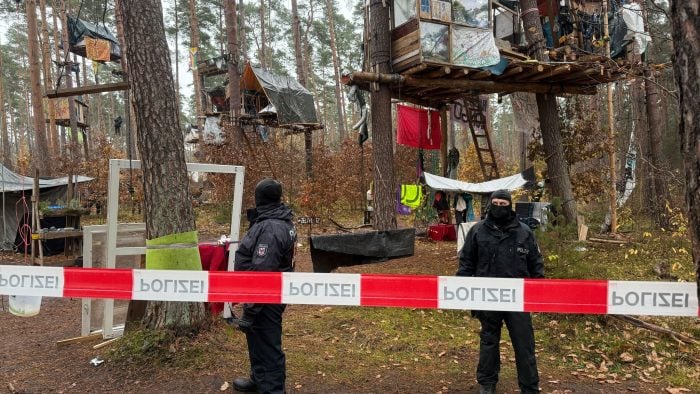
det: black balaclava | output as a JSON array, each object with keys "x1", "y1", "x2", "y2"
[
  {"x1": 255, "y1": 178, "x2": 283, "y2": 207},
  {"x1": 487, "y1": 189, "x2": 513, "y2": 225}
]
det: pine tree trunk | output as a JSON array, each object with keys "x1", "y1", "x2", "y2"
[
  {"x1": 224, "y1": 0, "x2": 241, "y2": 120},
  {"x1": 670, "y1": 0, "x2": 700, "y2": 299},
  {"x1": 239, "y1": 0, "x2": 246, "y2": 60},
  {"x1": 115, "y1": 0, "x2": 137, "y2": 159},
  {"x1": 326, "y1": 0, "x2": 346, "y2": 143},
  {"x1": 39, "y1": 0, "x2": 57, "y2": 156},
  {"x1": 119, "y1": 0, "x2": 206, "y2": 333},
  {"x1": 60, "y1": 0, "x2": 81, "y2": 160},
  {"x1": 174, "y1": 0, "x2": 180, "y2": 113},
  {"x1": 259, "y1": 0, "x2": 266, "y2": 68},
  {"x1": 369, "y1": 0, "x2": 396, "y2": 231},
  {"x1": 643, "y1": 68, "x2": 670, "y2": 228},
  {"x1": 292, "y1": 0, "x2": 313, "y2": 177},
  {"x1": 0, "y1": 37, "x2": 10, "y2": 168},
  {"x1": 520, "y1": 0, "x2": 577, "y2": 223},
  {"x1": 50, "y1": 0, "x2": 65, "y2": 153},
  {"x1": 26, "y1": 0, "x2": 50, "y2": 174},
  {"x1": 188, "y1": 0, "x2": 204, "y2": 131}
]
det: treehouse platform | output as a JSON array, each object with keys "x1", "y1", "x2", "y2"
[
  {"x1": 343, "y1": 55, "x2": 648, "y2": 107},
  {"x1": 351, "y1": 0, "x2": 656, "y2": 107}
]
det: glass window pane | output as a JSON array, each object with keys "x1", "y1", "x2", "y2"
[{"x1": 420, "y1": 22, "x2": 449, "y2": 63}]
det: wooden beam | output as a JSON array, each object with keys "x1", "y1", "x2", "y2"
[
  {"x1": 348, "y1": 71, "x2": 597, "y2": 95},
  {"x1": 402, "y1": 63, "x2": 428, "y2": 76},
  {"x1": 494, "y1": 66, "x2": 524, "y2": 80},
  {"x1": 527, "y1": 64, "x2": 572, "y2": 82},
  {"x1": 423, "y1": 66, "x2": 451, "y2": 78},
  {"x1": 450, "y1": 68, "x2": 471, "y2": 79},
  {"x1": 45, "y1": 81, "x2": 130, "y2": 98},
  {"x1": 470, "y1": 70, "x2": 492, "y2": 80}
]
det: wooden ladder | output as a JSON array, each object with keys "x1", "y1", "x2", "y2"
[{"x1": 462, "y1": 95, "x2": 500, "y2": 181}]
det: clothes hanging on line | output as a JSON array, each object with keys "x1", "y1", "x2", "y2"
[
  {"x1": 400, "y1": 184, "x2": 423, "y2": 209},
  {"x1": 397, "y1": 104, "x2": 442, "y2": 150}
]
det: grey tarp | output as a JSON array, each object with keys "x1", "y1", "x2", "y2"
[
  {"x1": 310, "y1": 228, "x2": 415, "y2": 273},
  {"x1": 1, "y1": 165, "x2": 92, "y2": 250},
  {"x1": 243, "y1": 65, "x2": 319, "y2": 126},
  {"x1": 67, "y1": 15, "x2": 122, "y2": 61}
]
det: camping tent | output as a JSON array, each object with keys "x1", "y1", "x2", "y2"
[
  {"x1": 424, "y1": 167, "x2": 535, "y2": 194},
  {"x1": 1, "y1": 165, "x2": 92, "y2": 250},
  {"x1": 240, "y1": 64, "x2": 319, "y2": 126}
]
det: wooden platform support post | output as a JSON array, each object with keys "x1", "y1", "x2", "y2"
[
  {"x1": 440, "y1": 107, "x2": 448, "y2": 177},
  {"x1": 603, "y1": 0, "x2": 618, "y2": 234}
]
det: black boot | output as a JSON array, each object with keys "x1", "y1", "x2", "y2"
[
  {"x1": 233, "y1": 377, "x2": 257, "y2": 393},
  {"x1": 479, "y1": 384, "x2": 496, "y2": 394}
]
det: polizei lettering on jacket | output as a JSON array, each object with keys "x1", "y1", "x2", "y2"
[
  {"x1": 608, "y1": 281, "x2": 698, "y2": 317},
  {"x1": 0, "y1": 266, "x2": 64, "y2": 297},
  {"x1": 283, "y1": 272, "x2": 361, "y2": 306},
  {"x1": 438, "y1": 277, "x2": 525, "y2": 311},
  {"x1": 133, "y1": 270, "x2": 208, "y2": 302}
]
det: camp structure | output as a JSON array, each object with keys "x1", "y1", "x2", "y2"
[
  {"x1": 240, "y1": 63, "x2": 321, "y2": 131},
  {"x1": 344, "y1": 0, "x2": 656, "y2": 106},
  {"x1": 46, "y1": 16, "x2": 129, "y2": 99},
  {"x1": 66, "y1": 15, "x2": 121, "y2": 62},
  {"x1": 0, "y1": 165, "x2": 92, "y2": 251}
]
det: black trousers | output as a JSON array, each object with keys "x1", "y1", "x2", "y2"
[
  {"x1": 476, "y1": 311, "x2": 539, "y2": 393},
  {"x1": 245, "y1": 304, "x2": 287, "y2": 394}
]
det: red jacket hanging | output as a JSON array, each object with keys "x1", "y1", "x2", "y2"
[{"x1": 397, "y1": 104, "x2": 442, "y2": 150}]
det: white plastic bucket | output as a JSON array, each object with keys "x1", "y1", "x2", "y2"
[{"x1": 8, "y1": 295, "x2": 42, "y2": 317}]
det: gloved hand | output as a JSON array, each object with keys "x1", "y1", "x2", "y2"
[{"x1": 227, "y1": 313, "x2": 255, "y2": 334}]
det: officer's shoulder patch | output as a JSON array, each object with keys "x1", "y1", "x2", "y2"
[{"x1": 256, "y1": 243, "x2": 268, "y2": 257}]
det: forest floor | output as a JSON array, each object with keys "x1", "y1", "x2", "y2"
[{"x1": 1, "y1": 219, "x2": 699, "y2": 393}]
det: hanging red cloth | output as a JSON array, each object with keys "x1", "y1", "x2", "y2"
[{"x1": 397, "y1": 104, "x2": 442, "y2": 150}]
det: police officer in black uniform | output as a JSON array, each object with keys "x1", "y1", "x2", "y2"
[
  {"x1": 232, "y1": 178, "x2": 296, "y2": 394},
  {"x1": 457, "y1": 189, "x2": 544, "y2": 394}
]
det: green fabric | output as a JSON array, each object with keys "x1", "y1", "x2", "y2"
[
  {"x1": 401, "y1": 185, "x2": 423, "y2": 209},
  {"x1": 145, "y1": 231, "x2": 202, "y2": 271}
]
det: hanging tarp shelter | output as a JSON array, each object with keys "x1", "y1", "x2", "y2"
[
  {"x1": 0, "y1": 165, "x2": 92, "y2": 250},
  {"x1": 424, "y1": 168, "x2": 535, "y2": 194},
  {"x1": 67, "y1": 15, "x2": 122, "y2": 61},
  {"x1": 240, "y1": 64, "x2": 319, "y2": 126}
]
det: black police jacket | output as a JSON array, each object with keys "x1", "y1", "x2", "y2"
[
  {"x1": 234, "y1": 203, "x2": 296, "y2": 316},
  {"x1": 235, "y1": 203, "x2": 296, "y2": 273},
  {"x1": 457, "y1": 213, "x2": 544, "y2": 279}
]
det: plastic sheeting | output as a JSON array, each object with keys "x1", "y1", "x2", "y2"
[
  {"x1": 451, "y1": 26, "x2": 501, "y2": 68},
  {"x1": 424, "y1": 170, "x2": 529, "y2": 194},
  {"x1": 241, "y1": 65, "x2": 319, "y2": 126},
  {"x1": 202, "y1": 115, "x2": 224, "y2": 145},
  {"x1": 67, "y1": 16, "x2": 121, "y2": 61},
  {"x1": 310, "y1": 229, "x2": 415, "y2": 273},
  {"x1": 622, "y1": 3, "x2": 651, "y2": 55}
]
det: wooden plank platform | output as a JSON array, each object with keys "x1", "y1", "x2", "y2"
[
  {"x1": 343, "y1": 57, "x2": 643, "y2": 107},
  {"x1": 45, "y1": 81, "x2": 130, "y2": 98}
]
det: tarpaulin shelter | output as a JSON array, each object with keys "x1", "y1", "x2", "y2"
[
  {"x1": 240, "y1": 64, "x2": 319, "y2": 126},
  {"x1": 0, "y1": 165, "x2": 92, "y2": 250},
  {"x1": 67, "y1": 15, "x2": 121, "y2": 61},
  {"x1": 424, "y1": 167, "x2": 535, "y2": 194}
]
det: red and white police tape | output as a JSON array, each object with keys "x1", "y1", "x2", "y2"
[{"x1": 0, "y1": 265, "x2": 698, "y2": 317}]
